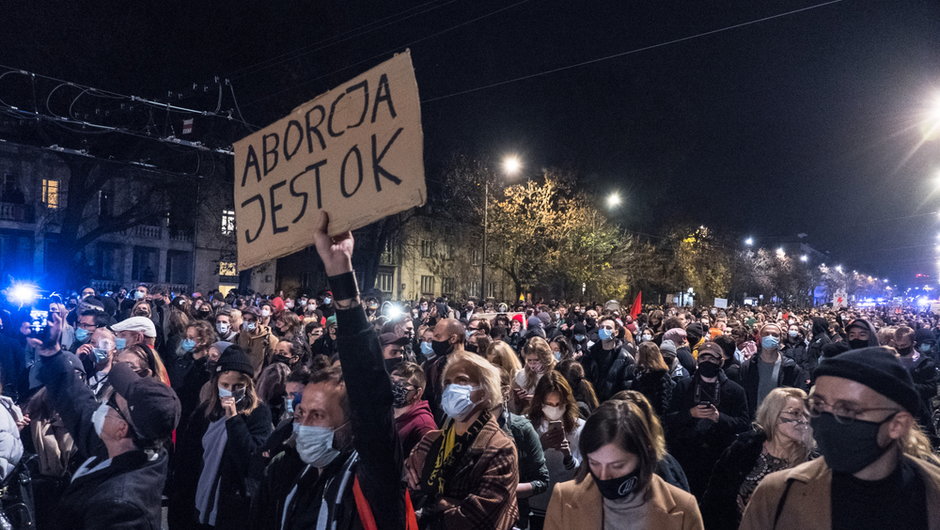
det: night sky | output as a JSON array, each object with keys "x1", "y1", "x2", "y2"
[{"x1": 3, "y1": 0, "x2": 939, "y2": 286}]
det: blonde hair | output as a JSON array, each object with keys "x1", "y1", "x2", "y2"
[
  {"x1": 486, "y1": 340, "x2": 522, "y2": 375},
  {"x1": 754, "y1": 387, "x2": 812, "y2": 465},
  {"x1": 442, "y1": 351, "x2": 502, "y2": 411},
  {"x1": 522, "y1": 337, "x2": 556, "y2": 390},
  {"x1": 901, "y1": 423, "x2": 940, "y2": 466}
]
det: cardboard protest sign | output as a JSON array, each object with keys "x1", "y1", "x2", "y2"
[
  {"x1": 234, "y1": 51, "x2": 425, "y2": 269},
  {"x1": 713, "y1": 298, "x2": 728, "y2": 309}
]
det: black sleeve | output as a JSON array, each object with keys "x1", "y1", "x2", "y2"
[
  {"x1": 37, "y1": 352, "x2": 106, "y2": 460},
  {"x1": 677, "y1": 349, "x2": 696, "y2": 375},
  {"x1": 225, "y1": 405, "x2": 273, "y2": 478},
  {"x1": 335, "y1": 304, "x2": 406, "y2": 530}
]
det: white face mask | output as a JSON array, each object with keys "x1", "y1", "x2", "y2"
[
  {"x1": 294, "y1": 424, "x2": 342, "y2": 467},
  {"x1": 260, "y1": 308, "x2": 272, "y2": 318},
  {"x1": 92, "y1": 402, "x2": 109, "y2": 437},
  {"x1": 441, "y1": 384, "x2": 480, "y2": 421},
  {"x1": 542, "y1": 405, "x2": 564, "y2": 421},
  {"x1": 217, "y1": 322, "x2": 230, "y2": 335}
]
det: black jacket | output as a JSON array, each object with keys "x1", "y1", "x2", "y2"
[
  {"x1": 38, "y1": 351, "x2": 168, "y2": 529},
  {"x1": 630, "y1": 369, "x2": 675, "y2": 418},
  {"x1": 581, "y1": 341, "x2": 635, "y2": 402},
  {"x1": 805, "y1": 317, "x2": 831, "y2": 375},
  {"x1": 738, "y1": 354, "x2": 807, "y2": 419},
  {"x1": 701, "y1": 429, "x2": 766, "y2": 530},
  {"x1": 665, "y1": 371, "x2": 749, "y2": 498},
  {"x1": 169, "y1": 401, "x2": 273, "y2": 529},
  {"x1": 252, "y1": 304, "x2": 407, "y2": 530},
  {"x1": 781, "y1": 339, "x2": 810, "y2": 373}
]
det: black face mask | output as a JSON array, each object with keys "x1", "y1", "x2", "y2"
[
  {"x1": 590, "y1": 469, "x2": 641, "y2": 500},
  {"x1": 390, "y1": 380, "x2": 414, "y2": 408},
  {"x1": 431, "y1": 339, "x2": 454, "y2": 357},
  {"x1": 896, "y1": 346, "x2": 913, "y2": 356},
  {"x1": 696, "y1": 361, "x2": 721, "y2": 378},
  {"x1": 811, "y1": 411, "x2": 897, "y2": 474},
  {"x1": 465, "y1": 343, "x2": 478, "y2": 354},
  {"x1": 273, "y1": 354, "x2": 293, "y2": 365},
  {"x1": 384, "y1": 357, "x2": 404, "y2": 373},
  {"x1": 848, "y1": 338, "x2": 868, "y2": 350}
]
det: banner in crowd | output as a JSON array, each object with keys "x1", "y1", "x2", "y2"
[
  {"x1": 233, "y1": 50, "x2": 426, "y2": 269},
  {"x1": 713, "y1": 298, "x2": 728, "y2": 309}
]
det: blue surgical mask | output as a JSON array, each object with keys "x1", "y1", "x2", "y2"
[
  {"x1": 75, "y1": 328, "x2": 90, "y2": 343},
  {"x1": 761, "y1": 335, "x2": 780, "y2": 350},
  {"x1": 788, "y1": 330, "x2": 799, "y2": 338},
  {"x1": 918, "y1": 343, "x2": 932, "y2": 354},
  {"x1": 92, "y1": 348, "x2": 109, "y2": 364},
  {"x1": 598, "y1": 328, "x2": 613, "y2": 341},
  {"x1": 441, "y1": 383, "x2": 480, "y2": 421},
  {"x1": 294, "y1": 424, "x2": 342, "y2": 467},
  {"x1": 134, "y1": 290, "x2": 145, "y2": 300},
  {"x1": 574, "y1": 334, "x2": 586, "y2": 342},
  {"x1": 420, "y1": 341, "x2": 434, "y2": 356},
  {"x1": 323, "y1": 297, "x2": 332, "y2": 305},
  {"x1": 115, "y1": 337, "x2": 127, "y2": 350},
  {"x1": 553, "y1": 351, "x2": 562, "y2": 361},
  {"x1": 218, "y1": 386, "x2": 246, "y2": 403},
  {"x1": 243, "y1": 322, "x2": 256, "y2": 332},
  {"x1": 181, "y1": 338, "x2": 196, "y2": 352}
]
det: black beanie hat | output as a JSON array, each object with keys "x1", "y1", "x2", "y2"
[
  {"x1": 814, "y1": 346, "x2": 919, "y2": 414},
  {"x1": 216, "y1": 345, "x2": 254, "y2": 377}
]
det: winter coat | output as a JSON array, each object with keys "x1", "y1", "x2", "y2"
[
  {"x1": 665, "y1": 371, "x2": 750, "y2": 498},
  {"x1": 700, "y1": 429, "x2": 767, "y2": 530},
  {"x1": 251, "y1": 305, "x2": 408, "y2": 530},
  {"x1": 738, "y1": 354, "x2": 807, "y2": 419},
  {"x1": 631, "y1": 369, "x2": 676, "y2": 418},
  {"x1": 740, "y1": 455, "x2": 940, "y2": 530},
  {"x1": 545, "y1": 473, "x2": 703, "y2": 530},
  {"x1": 581, "y1": 341, "x2": 635, "y2": 402},
  {"x1": 0, "y1": 396, "x2": 23, "y2": 480},
  {"x1": 37, "y1": 351, "x2": 169, "y2": 529},
  {"x1": 406, "y1": 415, "x2": 519, "y2": 530},
  {"x1": 169, "y1": 402, "x2": 273, "y2": 529}
]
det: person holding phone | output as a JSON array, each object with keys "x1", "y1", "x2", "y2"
[
  {"x1": 168, "y1": 345, "x2": 272, "y2": 529},
  {"x1": 665, "y1": 342, "x2": 749, "y2": 498},
  {"x1": 526, "y1": 371, "x2": 585, "y2": 530}
]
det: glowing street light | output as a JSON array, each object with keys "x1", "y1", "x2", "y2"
[
  {"x1": 776, "y1": 247, "x2": 785, "y2": 257},
  {"x1": 799, "y1": 255, "x2": 809, "y2": 262},
  {"x1": 835, "y1": 265, "x2": 844, "y2": 273},
  {"x1": 8, "y1": 282, "x2": 38, "y2": 306},
  {"x1": 744, "y1": 237, "x2": 754, "y2": 246},
  {"x1": 501, "y1": 155, "x2": 522, "y2": 176},
  {"x1": 606, "y1": 192, "x2": 622, "y2": 209}
]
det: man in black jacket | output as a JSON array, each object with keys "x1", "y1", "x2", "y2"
[
  {"x1": 738, "y1": 323, "x2": 807, "y2": 418},
  {"x1": 251, "y1": 211, "x2": 408, "y2": 530},
  {"x1": 581, "y1": 316, "x2": 635, "y2": 402},
  {"x1": 665, "y1": 342, "x2": 749, "y2": 498},
  {"x1": 805, "y1": 316, "x2": 831, "y2": 376},
  {"x1": 36, "y1": 314, "x2": 180, "y2": 529}
]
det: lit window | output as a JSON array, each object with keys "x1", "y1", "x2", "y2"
[
  {"x1": 218, "y1": 261, "x2": 237, "y2": 276},
  {"x1": 221, "y1": 210, "x2": 235, "y2": 235},
  {"x1": 41, "y1": 179, "x2": 60, "y2": 209}
]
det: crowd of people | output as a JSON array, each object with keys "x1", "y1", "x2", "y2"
[{"x1": 0, "y1": 214, "x2": 938, "y2": 529}]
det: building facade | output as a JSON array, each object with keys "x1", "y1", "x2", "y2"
[{"x1": 0, "y1": 140, "x2": 275, "y2": 295}]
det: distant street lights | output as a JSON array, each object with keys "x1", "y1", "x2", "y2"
[
  {"x1": 800, "y1": 254, "x2": 809, "y2": 262},
  {"x1": 744, "y1": 237, "x2": 754, "y2": 246}
]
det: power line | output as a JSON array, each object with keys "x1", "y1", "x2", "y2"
[
  {"x1": 229, "y1": 0, "x2": 461, "y2": 80},
  {"x1": 243, "y1": 0, "x2": 534, "y2": 108},
  {"x1": 421, "y1": 0, "x2": 847, "y2": 103},
  {"x1": 0, "y1": 65, "x2": 258, "y2": 129}
]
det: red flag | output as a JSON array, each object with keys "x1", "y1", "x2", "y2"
[{"x1": 629, "y1": 291, "x2": 642, "y2": 319}]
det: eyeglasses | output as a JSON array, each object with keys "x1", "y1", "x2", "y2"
[
  {"x1": 106, "y1": 394, "x2": 130, "y2": 424},
  {"x1": 805, "y1": 396, "x2": 900, "y2": 425}
]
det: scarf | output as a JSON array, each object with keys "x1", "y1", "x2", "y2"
[{"x1": 424, "y1": 410, "x2": 489, "y2": 495}]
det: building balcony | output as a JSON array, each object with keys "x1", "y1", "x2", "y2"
[{"x1": 0, "y1": 202, "x2": 35, "y2": 223}]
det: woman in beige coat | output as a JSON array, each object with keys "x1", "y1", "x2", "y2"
[{"x1": 546, "y1": 399, "x2": 703, "y2": 530}]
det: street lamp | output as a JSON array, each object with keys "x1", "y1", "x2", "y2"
[
  {"x1": 606, "y1": 192, "x2": 622, "y2": 209},
  {"x1": 501, "y1": 155, "x2": 522, "y2": 177},
  {"x1": 800, "y1": 254, "x2": 808, "y2": 262},
  {"x1": 744, "y1": 237, "x2": 754, "y2": 246},
  {"x1": 482, "y1": 155, "x2": 523, "y2": 301},
  {"x1": 835, "y1": 265, "x2": 843, "y2": 273}
]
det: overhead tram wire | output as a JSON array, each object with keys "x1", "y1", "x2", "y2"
[
  {"x1": 228, "y1": 0, "x2": 461, "y2": 80},
  {"x1": 0, "y1": 64, "x2": 259, "y2": 130},
  {"x1": 242, "y1": 0, "x2": 534, "y2": 108},
  {"x1": 421, "y1": 0, "x2": 847, "y2": 104}
]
